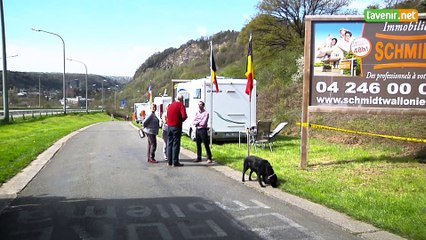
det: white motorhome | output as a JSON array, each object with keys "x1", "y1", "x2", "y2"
[
  {"x1": 134, "y1": 97, "x2": 172, "y2": 126},
  {"x1": 133, "y1": 102, "x2": 150, "y2": 124},
  {"x1": 153, "y1": 96, "x2": 172, "y2": 126},
  {"x1": 173, "y1": 77, "x2": 256, "y2": 141}
]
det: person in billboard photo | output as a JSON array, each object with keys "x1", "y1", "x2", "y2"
[
  {"x1": 314, "y1": 22, "x2": 363, "y2": 77},
  {"x1": 338, "y1": 29, "x2": 355, "y2": 54},
  {"x1": 317, "y1": 35, "x2": 338, "y2": 59}
]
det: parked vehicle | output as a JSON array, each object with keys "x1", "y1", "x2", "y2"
[
  {"x1": 173, "y1": 77, "x2": 256, "y2": 141},
  {"x1": 133, "y1": 96, "x2": 172, "y2": 126},
  {"x1": 153, "y1": 96, "x2": 172, "y2": 126},
  {"x1": 133, "y1": 102, "x2": 150, "y2": 124}
]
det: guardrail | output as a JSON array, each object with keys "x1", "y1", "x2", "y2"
[{"x1": 0, "y1": 109, "x2": 102, "y2": 120}]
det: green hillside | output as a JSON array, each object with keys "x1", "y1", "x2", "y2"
[{"x1": 118, "y1": 0, "x2": 426, "y2": 158}]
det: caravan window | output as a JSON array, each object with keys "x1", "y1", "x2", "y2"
[
  {"x1": 179, "y1": 91, "x2": 190, "y2": 108},
  {"x1": 194, "y1": 88, "x2": 201, "y2": 99},
  {"x1": 184, "y1": 97, "x2": 189, "y2": 107}
]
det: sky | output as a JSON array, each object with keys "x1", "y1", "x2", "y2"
[{"x1": 3, "y1": 0, "x2": 377, "y2": 77}]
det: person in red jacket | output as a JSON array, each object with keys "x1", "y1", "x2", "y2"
[{"x1": 166, "y1": 93, "x2": 187, "y2": 167}]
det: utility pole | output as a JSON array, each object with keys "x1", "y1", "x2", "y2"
[{"x1": 1, "y1": 0, "x2": 9, "y2": 122}]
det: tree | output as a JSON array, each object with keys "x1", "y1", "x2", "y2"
[
  {"x1": 256, "y1": 0, "x2": 352, "y2": 49},
  {"x1": 241, "y1": 14, "x2": 301, "y2": 54}
]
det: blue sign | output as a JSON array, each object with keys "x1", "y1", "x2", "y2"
[{"x1": 121, "y1": 99, "x2": 127, "y2": 107}]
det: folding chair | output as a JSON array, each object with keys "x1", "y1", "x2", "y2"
[
  {"x1": 252, "y1": 120, "x2": 273, "y2": 152},
  {"x1": 269, "y1": 122, "x2": 288, "y2": 146}
]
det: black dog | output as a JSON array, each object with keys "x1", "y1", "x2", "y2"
[{"x1": 242, "y1": 155, "x2": 278, "y2": 188}]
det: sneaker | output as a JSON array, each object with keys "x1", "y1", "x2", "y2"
[
  {"x1": 148, "y1": 159, "x2": 158, "y2": 163},
  {"x1": 173, "y1": 163, "x2": 184, "y2": 167},
  {"x1": 207, "y1": 160, "x2": 214, "y2": 164},
  {"x1": 193, "y1": 159, "x2": 202, "y2": 162}
]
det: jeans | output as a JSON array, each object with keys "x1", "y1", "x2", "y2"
[
  {"x1": 196, "y1": 128, "x2": 212, "y2": 160},
  {"x1": 167, "y1": 127, "x2": 182, "y2": 165},
  {"x1": 146, "y1": 133, "x2": 157, "y2": 160}
]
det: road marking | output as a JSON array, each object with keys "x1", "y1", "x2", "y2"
[
  {"x1": 155, "y1": 204, "x2": 170, "y2": 218},
  {"x1": 170, "y1": 203, "x2": 186, "y2": 218},
  {"x1": 250, "y1": 200, "x2": 271, "y2": 209},
  {"x1": 205, "y1": 219, "x2": 227, "y2": 237},
  {"x1": 127, "y1": 205, "x2": 152, "y2": 217},
  {"x1": 127, "y1": 223, "x2": 172, "y2": 240},
  {"x1": 84, "y1": 206, "x2": 116, "y2": 218},
  {"x1": 178, "y1": 219, "x2": 227, "y2": 239},
  {"x1": 215, "y1": 199, "x2": 271, "y2": 211},
  {"x1": 187, "y1": 202, "x2": 215, "y2": 213},
  {"x1": 17, "y1": 207, "x2": 51, "y2": 224},
  {"x1": 5, "y1": 199, "x2": 323, "y2": 239},
  {"x1": 238, "y1": 213, "x2": 320, "y2": 240}
]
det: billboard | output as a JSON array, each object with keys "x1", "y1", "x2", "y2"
[{"x1": 307, "y1": 14, "x2": 426, "y2": 112}]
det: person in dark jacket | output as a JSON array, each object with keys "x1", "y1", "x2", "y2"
[
  {"x1": 166, "y1": 93, "x2": 187, "y2": 167},
  {"x1": 143, "y1": 104, "x2": 160, "y2": 163}
]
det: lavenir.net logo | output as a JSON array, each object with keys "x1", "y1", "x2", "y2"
[{"x1": 364, "y1": 9, "x2": 418, "y2": 22}]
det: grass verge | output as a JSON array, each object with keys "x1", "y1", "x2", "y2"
[{"x1": 0, "y1": 113, "x2": 111, "y2": 184}]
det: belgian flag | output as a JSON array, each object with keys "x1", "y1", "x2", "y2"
[
  {"x1": 148, "y1": 81, "x2": 153, "y2": 103},
  {"x1": 245, "y1": 33, "x2": 254, "y2": 100},
  {"x1": 210, "y1": 41, "x2": 219, "y2": 93}
]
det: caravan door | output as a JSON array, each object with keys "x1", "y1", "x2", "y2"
[
  {"x1": 178, "y1": 90, "x2": 193, "y2": 138},
  {"x1": 206, "y1": 80, "x2": 251, "y2": 140},
  {"x1": 177, "y1": 80, "x2": 206, "y2": 141}
]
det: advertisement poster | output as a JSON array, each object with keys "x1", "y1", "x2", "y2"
[{"x1": 310, "y1": 17, "x2": 426, "y2": 109}]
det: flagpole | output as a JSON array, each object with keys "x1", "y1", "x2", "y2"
[
  {"x1": 247, "y1": 95, "x2": 251, "y2": 157},
  {"x1": 148, "y1": 80, "x2": 153, "y2": 104},
  {"x1": 210, "y1": 80, "x2": 213, "y2": 148},
  {"x1": 245, "y1": 33, "x2": 254, "y2": 157},
  {"x1": 210, "y1": 41, "x2": 214, "y2": 148}
]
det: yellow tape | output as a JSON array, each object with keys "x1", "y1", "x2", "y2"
[
  {"x1": 299, "y1": 122, "x2": 310, "y2": 127},
  {"x1": 296, "y1": 122, "x2": 426, "y2": 143}
]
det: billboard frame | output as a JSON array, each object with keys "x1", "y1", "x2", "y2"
[{"x1": 300, "y1": 14, "x2": 426, "y2": 168}]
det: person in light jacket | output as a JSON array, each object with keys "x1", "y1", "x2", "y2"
[
  {"x1": 192, "y1": 101, "x2": 213, "y2": 163},
  {"x1": 161, "y1": 108, "x2": 169, "y2": 161},
  {"x1": 143, "y1": 104, "x2": 160, "y2": 163}
]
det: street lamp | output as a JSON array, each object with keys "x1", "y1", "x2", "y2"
[
  {"x1": 31, "y1": 28, "x2": 67, "y2": 114},
  {"x1": 67, "y1": 58, "x2": 88, "y2": 113},
  {"x1": 102, "y1": 79, "x2": 106, "y2": 111},
  {"x1": 114, "y1": 84, "x2": 119, "y2": 110},
  {"x1": 0, "y1": 54, "x2": 18, "y2": 59},
  {"x1": 1, "y1": 0, "x2": 9, "y2": 121},
  {"x1": 38, "y1": 74, "x2": 42, "y2": 108}
]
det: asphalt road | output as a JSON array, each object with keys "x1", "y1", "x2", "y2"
[{"x1": 0, "y1": 121, "x2": 404, "y2": 240}]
